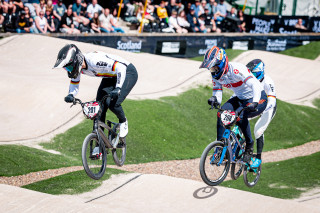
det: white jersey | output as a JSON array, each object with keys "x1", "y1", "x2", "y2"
[
  {"x1": 68, "y1": 51, "x2": 130, "y2": 96},
  {"x1": 261, "y1": 75, "x2": 276, "y2": 113},
  {"x1": 212, "y1": 62, "x2": 263, "y2": 104}
]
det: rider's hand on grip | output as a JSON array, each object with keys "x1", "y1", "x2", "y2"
[
  {"x1": 246, "y1": 102, "x2": 258, "y2": 112},
  {"x1": 208, "y1": 96, "x2": 218, "y2": 109},
  {"x1": 111, "y1": 87, "x2": 121, "y2": 100},
  {"x1": 64, "y1": 94, "x2": 74, "y2": 103}
]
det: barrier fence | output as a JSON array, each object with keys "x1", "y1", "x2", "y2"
[{"x1": 55, "y1": 33, "x2": 320, "y2": 58}]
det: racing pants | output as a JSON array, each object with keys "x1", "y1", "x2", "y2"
[
  {"x1": 96, "y1": 63, "x2": 138, "y2": 124},
  {"x1": 217, "y1": 91, "x2": 267, "y2": 150},
  {"x1": 254, "y1": 104, "x2": 277, "y2": 156}
]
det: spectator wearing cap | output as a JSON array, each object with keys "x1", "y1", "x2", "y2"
[
  {"x1": 215, "y1": 0, "x2": 227, "y2": 22},
  {"x1": 202, "y1": 7, "x2": 220, "y2": 33},
  {"x1": 168, "y1": 10, "x2": 187, "y2": 33},
  {"x1": 187, "y1": 6, "x2": 206, "y2": 33},
  {"x1": 86, "y1": 0, "x2": 103, "y2": 19},
  {"x1": 16, "y1": 10, "x2": 33, "y2": 33}
]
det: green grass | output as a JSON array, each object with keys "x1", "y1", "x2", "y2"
[
  {"x1": 313, "y1": 98, "x2": 320, "y2": 109},
  {"x1": 0, "y1": 145, "x2": 79, "y2": 176},
  {"x1": 191, "y1": 49, "x2": 246, "y2": 62},
  {"x1": 221, "y1": 151, "x2": 320, "y2": 199},
  {"x1": 22, "y1": 169, "x2": 126, "y2": 195},
  {"x1": 41, "y1": 86, "x2": 320, "y2": 164},
  {"x1": 279, "y1": 41, "x2": 320, "y2": 60}
]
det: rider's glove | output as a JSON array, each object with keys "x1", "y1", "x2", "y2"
[
  {"x1": 111, "y1": 87, "x2": 121, "y2": 100},
  {"x1": 64, "y1": 94, "x2": 74, "y2": 103},
  {"x1": 246, "y1": 102, "x2": 258, "y2": 112},
  {"x1": 208, "y1": 96, "x2": 218, "y2": 107}
]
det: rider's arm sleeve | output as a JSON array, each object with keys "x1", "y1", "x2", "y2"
[
  {"x1": 245, "y1": 77, "x2": 261, "y2": 103},
  {"x1": 114, "y1": 62, "x2": 127, "y2": 88},
  {"x1": 68, "y1": 74, "x2": 81, "y2": 96},
  {"x1": 212, "y1": 79, "x2": 223, "y2": 104}
]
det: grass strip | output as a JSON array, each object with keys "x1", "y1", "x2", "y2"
[
  {"x1": 22, "y1": 168, "x2": 125, "y2": 195},
  {"x1": 279, "y1": 41, "x2": 320, "y2": 60},
  {"x1": 221, "y1": 151, "x2": 320, "y2": 199},
  {"x1": 0, "y1": 145, "x2": 79, "y2": 177}
]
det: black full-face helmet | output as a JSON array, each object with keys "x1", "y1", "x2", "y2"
[{"x1": 53, "y1": 44, "x2": 84, "y2": 79}]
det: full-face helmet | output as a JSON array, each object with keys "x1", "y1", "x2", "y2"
[
  {"x1": 53, "y1": 44, "x2": 84, "y2": 79},
  {"x1": 246, "y1": 59, "x2": 265, "y2": 82},
  {"x1": 199, "y1": 46, "x2": 229, "y2": 80}
]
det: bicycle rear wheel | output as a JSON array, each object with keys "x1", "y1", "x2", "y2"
[
  {"x1": 82, "y1": 133, "x2": 107, "y2": 180},
  {"x1": 110, "y1": 124, "x2": 126, "y2": 166},
  {"x1": 243, "y1": 163, "x2": 261, "y2": 187},
  {"x1": 199, "y1": 141, "x2": 230, "y2": 186}
]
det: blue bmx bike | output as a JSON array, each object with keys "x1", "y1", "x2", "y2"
[{"x1": 199, "y1": 104, "x2": 261, "y2": 187}]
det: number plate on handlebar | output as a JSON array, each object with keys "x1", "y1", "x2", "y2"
[
  {"x1": 83, "y1": 101, "x2": 100, "y2": 119},
  {"x1": 220, "y1": 110, "x2": 236, "y2": 127}
]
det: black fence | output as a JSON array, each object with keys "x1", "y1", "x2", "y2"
[{"x1": 56, "y1": 33, "x2": 320, "y2": 58}]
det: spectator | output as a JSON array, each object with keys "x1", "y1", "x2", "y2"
[
  {"x1": 24, "y1": 2, "x2": 37, "y2": 17},
  {"x1": 215, "y1": 0, "x2": 227, "y2": 22},
  {"x1": 72, "y1": 0, "x2": 89, "y2": 26},
  {"x1": 86, "y1": 0, "x2": 102, "y2": 19},
  {"x1": 157, "y1": 0, "x2": 168, "y2": 24},
  {"x1": 60, "y1": 7, "x2": 80, "y2": 33},
  {"x1": 90, "y1": 11, "x2": 101, "y2": 33},
  {"x1": 175, "y1": 0, "x2": 184, "y2": 14},
  {"x1": 199, "y1": 0, "x2": 207, "y2": 15},
  {"x1": 187, "y1": 6, "x2": 204, "y2": 32},
  {"x1": 36, "y1": 0, "x2": 46, "y2": 16},
  {"x1": 15, "y1": 10, "x2": 33, "y2": 33},
  {"x1": 13, "y1": 0, "x2": 24, "y2": 13},
  {"x1": 3, "y1": 7, "x2": 16, "y2": 32},
  {"x1": 228, "y1": 7, "x2": 237, "y2": 18},
  {"x1": 0, "y1": 2, "x2": 5, "y2": 28},
  {"x1": 119, "y1": 0, "x2": 135, "y2": 18},
  {"x1": 237, "y1": 9, "x2": 245, "y2": 32},
  {"x1": 110, "y1": 8, "x2": 125, "y2": 33},
  {"x1": 53, "y1": 0, "x2": 66, "y2": 25},
  {"x1": 168, "y1": 9, "x2": 187, "y2": 33},
  {"x1": 136, "y1": 3, "x2": 155, "y2": 25},
  {"x1": 99, "y1": 8, "x2": 114, "y2": 33},
  {"x1": 191, "y1": 0, "x2": 202, "y2": 17},
  {"x1": 166, "y1": 0, "x2": 176, "y2": 17},
  {"x1": 207, "y1": 0, "x2": 217, "y2": 16},
  {"x1": 177, "y1": 10, "x2": 190, "y2": 32},
  {"x1": 198, "y1": 14, "x2": 209, "y2": 33},
  {"x1": 35, "y1": 10, "x2": 51, "y2": 33},
  {"x1": 202, "y1": 6, "x2": 220, "y2": 33},
  {"x1": 46, "y1": 0, "x2": 53, "y2": 12},
  {"x1": 45, "y1": 8, "x2": 57, "y2": 32},
  {"x1": 295, "y1": 18, "x2": 307, "y2": 30},
  {"x1": 3, "y1": 0, "x2": 16, "y2": 14}
]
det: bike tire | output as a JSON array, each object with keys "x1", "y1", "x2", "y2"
[
  {"x1": 243, "y1": 164, "x2": 261, "y2": 187},
  {"x1": 199, "y1": 141, "x2": 230, "y2": 186},
  {"x1": 110, "y1": 124, "x2": 127, "y2": 167},
  {"x1": 82, "y1": 133, "x2": 107, "y2": 180}
]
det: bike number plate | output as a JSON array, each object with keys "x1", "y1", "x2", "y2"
[
  {"x1": 83, "y1": 101, "x2": 100, "y2": 119},
  {"x1": 221, "y1": 110, "x2": 236, "y2": 126}
]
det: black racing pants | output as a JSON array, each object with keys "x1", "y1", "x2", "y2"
[{"x1": 96, "y1": 63, "x2": 138, "y2": 124}]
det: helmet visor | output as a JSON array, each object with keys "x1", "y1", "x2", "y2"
[
  {"x1": 64, "y1": 64, "x2": 74, "y2": 73},
  {"x1": 210, "y1": 66, "x2": 220, "y2": 76}
]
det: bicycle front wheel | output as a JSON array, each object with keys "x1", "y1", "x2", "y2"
[
  {"x1": 199, "y1": 141, "x2": 230, "y2": 186},
  {"x1": 243, "y1": 164, "x2": 261, "y2": 187},
  {"x1": 82, "y1": 133, "x2": 107, "y2": 180}
]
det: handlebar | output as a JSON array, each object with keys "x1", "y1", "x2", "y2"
[
  {"x1": 209, "y1": 102, "x2": 248, "y2": 118},
  {"x1": 70, "y1": 94, "x2": 111, "y2": 108}
]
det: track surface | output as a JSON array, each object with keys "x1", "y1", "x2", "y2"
[{"x1": 1, "y1": 35, "x2": 320, "y2": 212}]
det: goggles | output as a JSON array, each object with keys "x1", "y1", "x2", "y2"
[
  {"x1": 210, "y1": 66, "x2": 220, "y2": 76},
  {"x1": 64, "y1": 64, "x2": 74, "y2": 73}
]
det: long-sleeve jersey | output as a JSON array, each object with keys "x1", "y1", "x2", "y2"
[
  {"x1": 261, "y1": 75, "x2": 277, "y2": 113},
  {"x1": 68, "y1": 51, "x2": 130, "y2": 96},
  {"x1": 212, "y1": 62, "x2": 263, "y2": 104}
]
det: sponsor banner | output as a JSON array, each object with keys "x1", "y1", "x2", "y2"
[
  {"x1": 245, "y1": 15, "x2": 278, "y2": 34},
  {"x1": 309, "y1": 17, "x2": 320, "y2": 33},
  {"x1": 57, "y1": 33, "x2": 320, "y2": 57}
]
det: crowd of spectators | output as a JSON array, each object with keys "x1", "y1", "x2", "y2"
[{"x1": 0, "y1": 0, "x2": 246, "y2": 34}]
